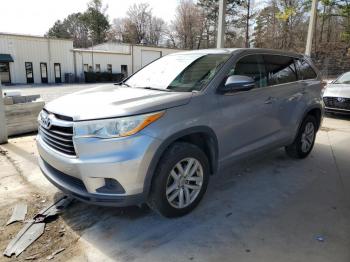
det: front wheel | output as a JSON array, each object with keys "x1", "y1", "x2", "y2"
[
  {"x1": 148, "y1": 142, "x2": 209, "y2": 217},
  {"x1": 285, "y1": 115, "x2": 317, "y2": 159}
]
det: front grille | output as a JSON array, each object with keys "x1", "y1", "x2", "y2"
[
  {"x1": 323, "y1": 97, "x2": 350, "y2": 110},
  {"x1": 39, "y1": 111, "x2": 76, "y2": 156}
]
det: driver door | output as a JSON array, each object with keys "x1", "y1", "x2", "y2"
[{"x1": 216, "y1": 54, "x2": 282, "y2": 164}]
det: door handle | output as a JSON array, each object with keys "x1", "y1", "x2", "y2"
[{"x1": 264, "y1": 97, "x2": 277, "y2": 104}]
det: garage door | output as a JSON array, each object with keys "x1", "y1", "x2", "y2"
[{"x1": 141, "y1": 50, "x2": 161, "y2": 68}]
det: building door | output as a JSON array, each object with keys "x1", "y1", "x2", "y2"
[
  {"x1": 25, "y1": 62, "x2": 34, "y2": 84},
  {"x1": 54, "y1": 63, "x2": 61, "y2": 83},
  {"x1": 40, "y1": 63, "x2": 48, "y2": 83},
  {"x1": 121, "y1": 65, "x2": 128, "y2": 79},
  {"x1": 0, "y1": 62, "x2": 10, "y2": 84}
]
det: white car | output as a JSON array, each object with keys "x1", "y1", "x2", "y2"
[{"x1": 323, "y1": 72, "x2": 350, "y2": 115}]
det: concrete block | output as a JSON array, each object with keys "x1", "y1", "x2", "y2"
[
  {"x1": 12, "y1": 96, "x2": 26, "y2": 104},
  {"x1": 25, "y1": 95, "x2": 40, "y2": 103},
  {"x1": 5, "y1": 101, "x2": 45, "y2": 136},
  {"x1": 3, "y1": 97, "x2": 14, "y2": 105}
]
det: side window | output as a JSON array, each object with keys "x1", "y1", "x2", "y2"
[
  {"x1": 229, "y1": 54, "x2": 267, "y2": 88},
  {"x1": 263, "y1": 55, "x2": 298, "y2": 86},
  {"x1": 295, "y1": 59, "x2": 317, "y2": 80}
]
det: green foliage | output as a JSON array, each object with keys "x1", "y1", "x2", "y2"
[{"x1": 47, "y1": 0, "x2": 110, "y2": 47}]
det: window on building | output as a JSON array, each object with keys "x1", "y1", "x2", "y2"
[
  {"x1": 107, "y1": 64, "x2": 112, "y2": 73},
  {"x1": 263, "y1": 55, "x2": 298, "y2": 86},
  {"x1": 88, "y1": 66, "x2": 93, "y2": 72},
  {"x1": 25, "y1": 62, "x2": 34, "y2": 84},
  {"x1": 96, "y1": 64, "x2": 101, "y2": 73},
  {"x1": 84, "y1": 64, "x2": 88, "y2": 72}
]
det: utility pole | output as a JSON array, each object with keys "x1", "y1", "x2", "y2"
[
  {"x1": 217, "y1": 0, "x2": 226, "y2": 48},
  {"x1": 245, "y1": 0, "x2": 251, "y2": 48},
  {"x1": 0, "y1": 77, "x2": 8, "y2": 144},
  {"x1": 305, "y1": 0, "x2": 318, "y2": 56}
]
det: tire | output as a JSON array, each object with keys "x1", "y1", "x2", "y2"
[
  {"x1": 148, "y1": 142, "x2": 210, "y2": 218},
  {"x1": 285, "y1": 115, "x2": 317, "y2": 159}
]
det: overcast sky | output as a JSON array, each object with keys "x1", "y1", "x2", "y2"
[{"x1": 0, "y1": 0, "x2": 180, "y2": 36}]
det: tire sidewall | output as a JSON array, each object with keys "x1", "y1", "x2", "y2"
[
  {"x1": 149, "y1": 143, "x2": 210, "y2": 217},
  {"x1": 295, "y1": 115, "x2": 317, "y2": 158}
]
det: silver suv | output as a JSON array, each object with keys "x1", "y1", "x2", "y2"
[{"x1": 37, "y1": 48, "x2": 324, "y2": 217}]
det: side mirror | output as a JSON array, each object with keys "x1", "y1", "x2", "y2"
[{"x1": 219, "y1": 75, "x2": 255, "y2": 93}]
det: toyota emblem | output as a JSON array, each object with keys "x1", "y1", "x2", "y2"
[
  {"x1": 337, "y1": 97, "x2": 345, "y2": 103},
  {"x1": 41, "y1": 113, "x2": 53, "y2": 129}
]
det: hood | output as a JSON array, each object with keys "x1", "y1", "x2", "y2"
[
  {"x1": 324, "y1": 84, "x2": 350, "y2": 99},
  {"x1": 45, "y1": 85, "x2": 192, "y2": 121}
]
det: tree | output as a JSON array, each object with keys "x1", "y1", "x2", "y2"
[
  {"x1": 197, "y1": 0, "x2": 242, "y2": 48},
  {"x1": 47, "y1": 0, "x2": 109, "y2": 47},
  {"x1": 47, "y1": 20, "x2": 71, "y2": 39},
  {"x1": 109, "y1": 3, "x2": 165, "y2": 45},
  {"x1": 81, "y1": 0, "x2": 110, "y2": 44},
  {"x1": 47, "y1": 13, "x2": 89, "y2": 47},
  {"x1": 171, "y1": 0, "x2": 204, "y2": 49}
]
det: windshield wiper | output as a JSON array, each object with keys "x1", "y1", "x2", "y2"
[
  {"x1": 138, "y1": 87, "x2": 172, "y2": 92},
  {"x1": 115, "y1": 81, "x2": 130, "y2": 87}
]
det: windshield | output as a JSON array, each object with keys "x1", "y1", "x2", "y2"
[
  {"x1": 125, "y1": 53, "x2": 230, "y2": 92},
  {"x1": 334, "y1": 72, "x2": 350, "y2": 84}
]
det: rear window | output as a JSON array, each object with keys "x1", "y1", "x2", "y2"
[
  {"x1": 263, "y1": 55, "x2": 298, "y2": 86},
  {"x1": 295, "y1": 59, "x2": 317, "y2": 80}
]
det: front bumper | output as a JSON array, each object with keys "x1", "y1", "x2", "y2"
[
  {"x1": 325, "y1": 107, "x2": 350, "y2": 115},
  {"x1": 37, "y1": 132, "x2": 162, "y2": 207}
]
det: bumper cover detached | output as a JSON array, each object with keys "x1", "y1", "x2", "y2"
[{"x1": 39, "y1": 157, "x2": 145, "y2": 206}]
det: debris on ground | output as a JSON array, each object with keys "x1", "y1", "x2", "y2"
[
  {"x1": 46, "y1": 248, "x2": 65, "y2": 260},
  {"x1": 6, "y1": 202, "x2": 28, "y2": 225},
  {"x1": 3, "y1": 196, "x2": 72, "y2": 258},
  {"x1": 315, "y1": 235, "x2": 325, "y2": 242},
  {"x1": 3, "y1": 223, "x2": 45, "y2": 257}
]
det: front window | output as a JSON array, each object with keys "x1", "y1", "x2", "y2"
[
  {"x1": 125, "y1": 53, "x2": 230, "y2": 92},
  {"x1": 334, "y1": 72, "x2": 350, "y2": 84}
]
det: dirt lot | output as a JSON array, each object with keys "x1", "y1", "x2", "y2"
[{"x1": 0, "y1": 115, "x2": 349, "y2": 262}]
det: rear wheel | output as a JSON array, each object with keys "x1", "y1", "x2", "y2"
[
  {"x1": 148, "y1": 142, "x2": 209, "y2": 217},
  {"x1": 285, "y1": 115, "x2": 317, "y2": 159}
]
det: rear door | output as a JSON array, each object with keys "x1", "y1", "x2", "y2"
[
  {"x1": 262, "y1": 54, "x2": 304, "y2": 139},
  {"x1": 216, "y1": 54, "x2": 282, "y2": 163}
]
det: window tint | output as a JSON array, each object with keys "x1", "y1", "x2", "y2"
[
  {"x1": 229, "y1": 55, "x2": 267, "y2": 88},
  {"x1": 295, "y1": 59, "x2": 317, "y2": 80},
  {"x1": 263, "y1": 55, "x2": 297, "y2": 85}
]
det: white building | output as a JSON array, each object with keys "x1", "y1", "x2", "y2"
[
  {"x1": 0, "y1": 33, "x2": 182, "y2": 85},
  {"x1": 0, "y1": 33, "x2": 74, "y2": 84},
  {"x1": 73, "y1": 43, "x2": 181, "y2": 80}
]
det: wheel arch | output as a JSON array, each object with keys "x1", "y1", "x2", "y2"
[{"x1": 143, "y1": 126, "x2": 219, "y2": 198}]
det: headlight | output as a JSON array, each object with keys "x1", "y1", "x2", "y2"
[{"x1": 73, "y1": 111, "x2": 164, "y2": 139}]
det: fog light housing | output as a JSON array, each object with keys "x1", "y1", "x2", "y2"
[{"x1": 96, "y1": 178, "x2": 125, "y2": 194}]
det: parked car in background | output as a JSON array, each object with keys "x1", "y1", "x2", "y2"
[
  {"x1": 323, "y1": 72, "x2": 350, "y2": 115},
  {"x1": 37, "y1": 48, "x2": 324, "y2": 217}
]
